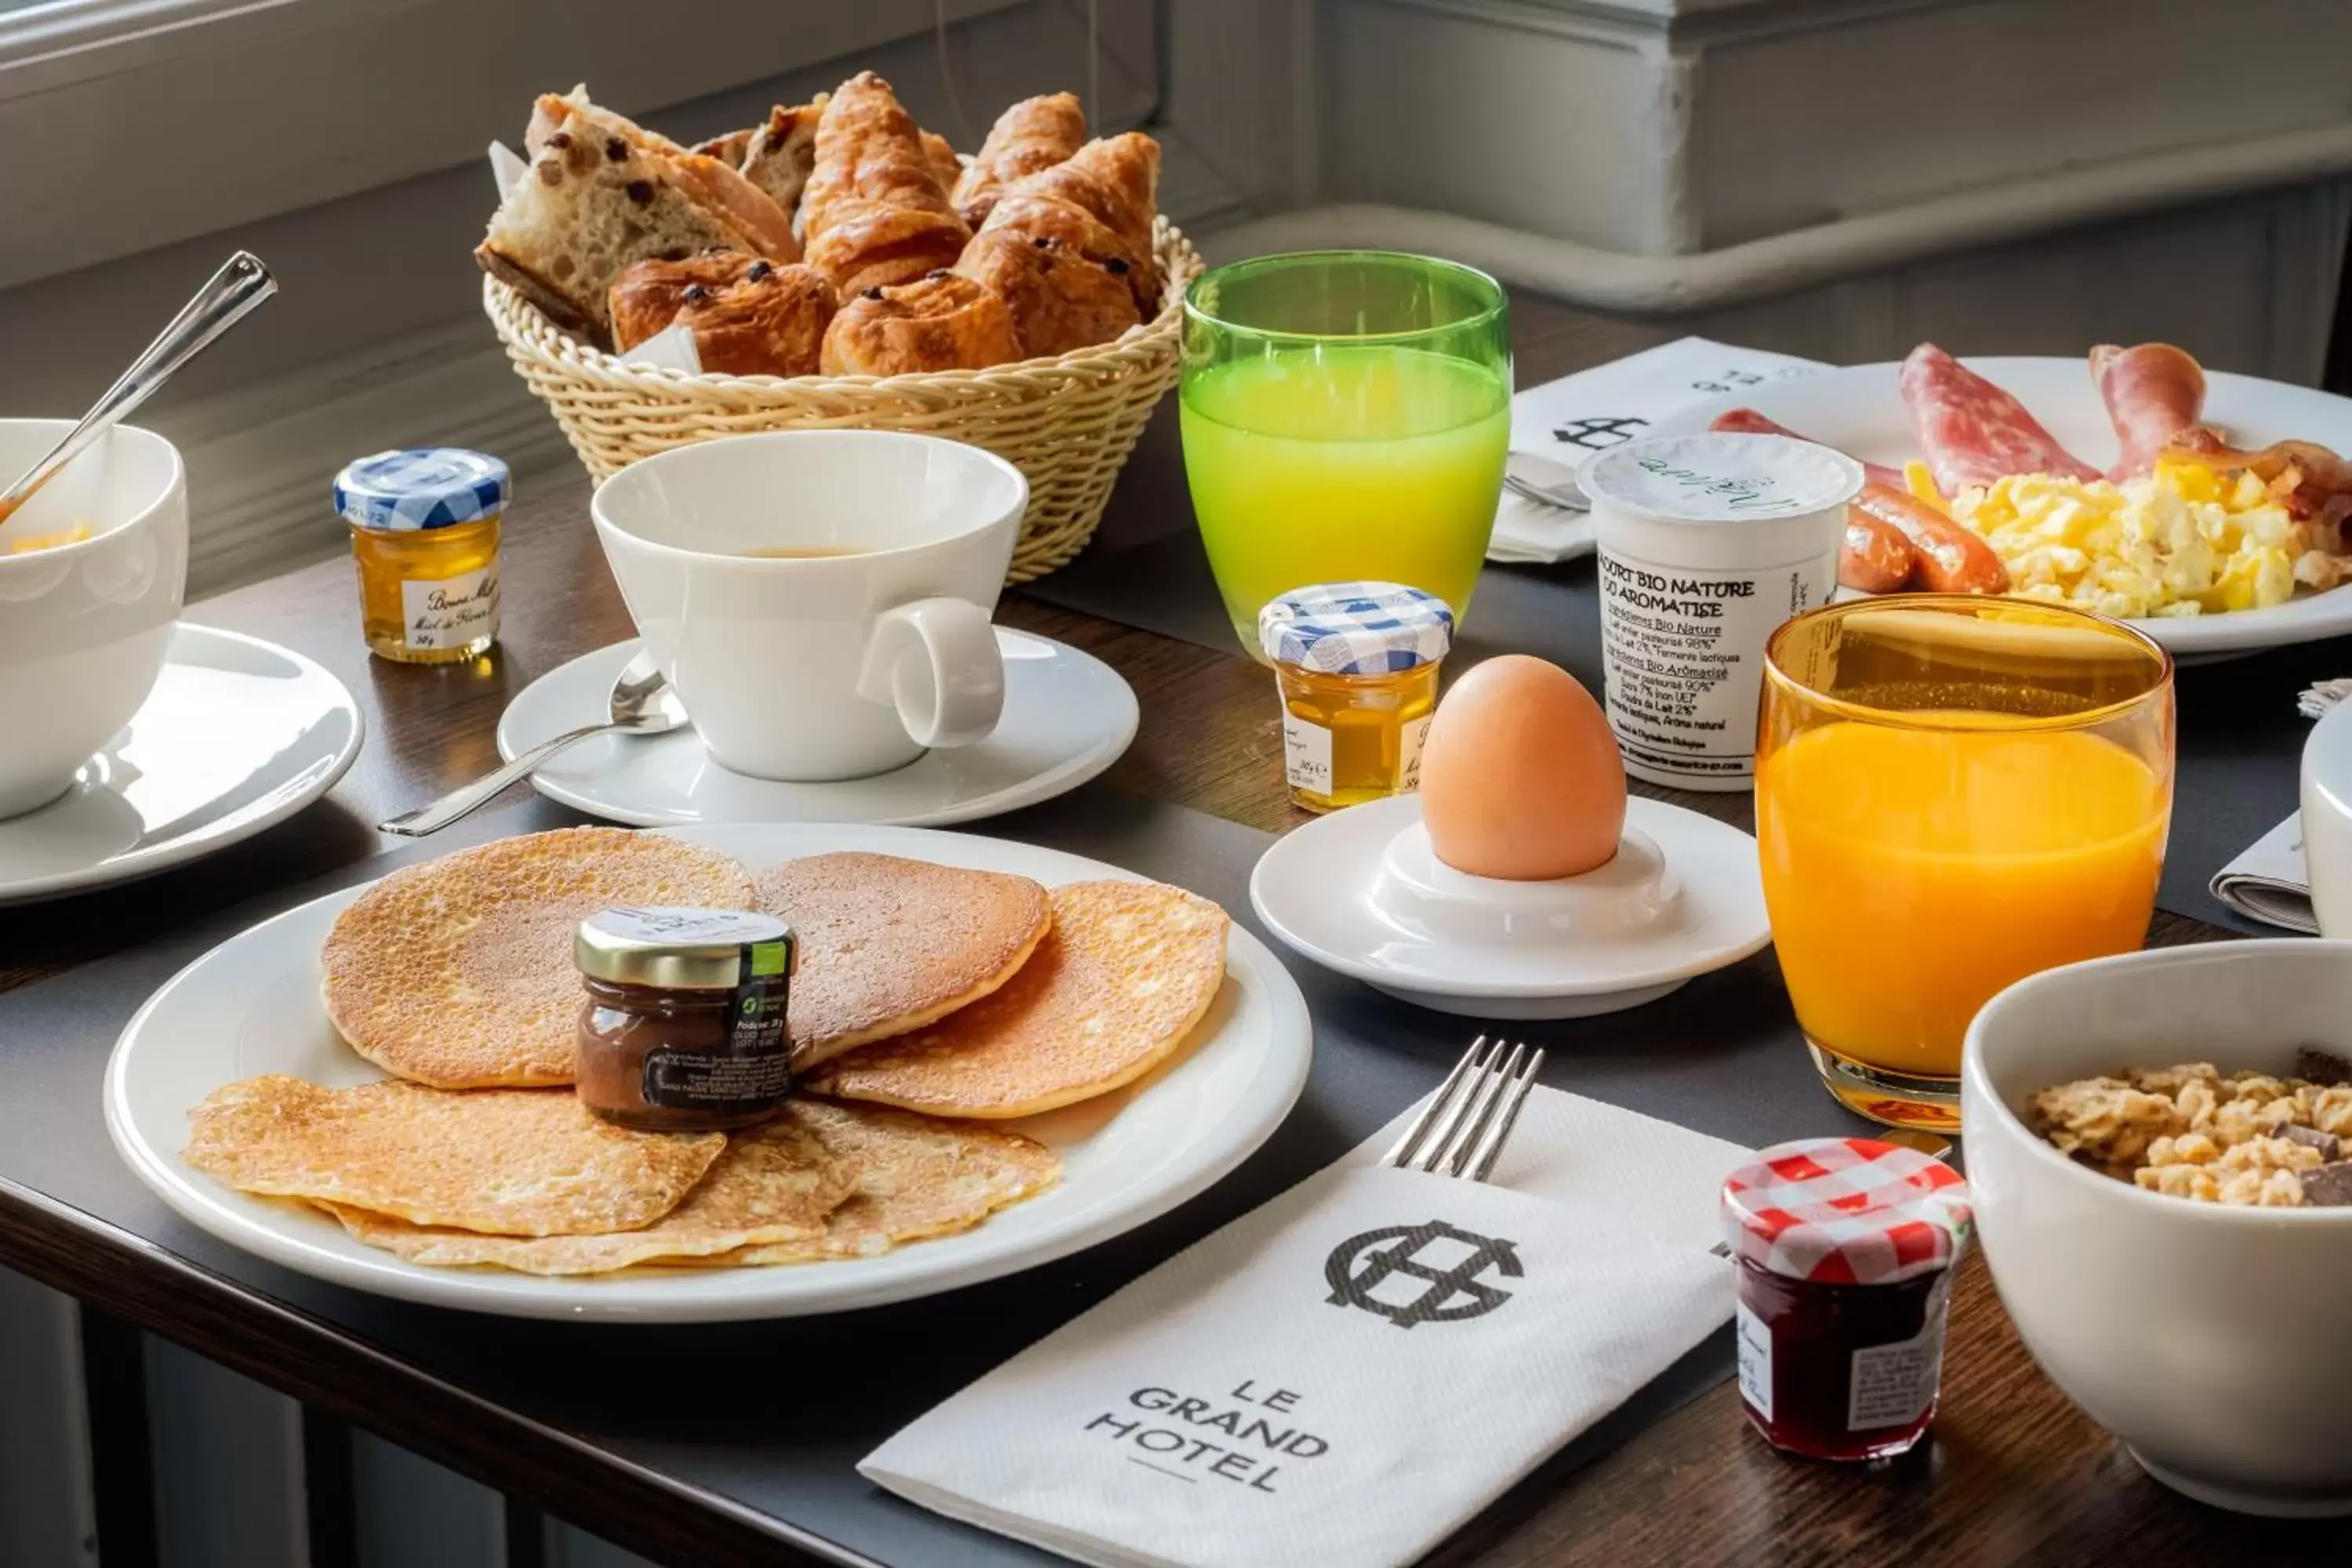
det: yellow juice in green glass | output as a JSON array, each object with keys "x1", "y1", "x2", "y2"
[{"x1": 1180, "y1": 343, "x2": 1508, "y2": 652}]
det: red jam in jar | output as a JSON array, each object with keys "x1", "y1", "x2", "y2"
[{"x1": 1719, "y1": 1137, "x2": 1972, "y2": 1462}]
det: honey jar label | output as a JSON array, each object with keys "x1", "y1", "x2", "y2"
[
  {"x1": 1281, "y1": 713, "x2": 1334, "y2": 797},
  {"x1": 1399, "y1": 714, "x2": 1433, "y2": 791},
  {"x1": 400, "y1": 561, "x2": 501, "y2": 651}
]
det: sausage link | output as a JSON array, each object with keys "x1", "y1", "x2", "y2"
[
  {"x1": 1853, "y1": 483, "x2": 2009, "y2": 594},
  {"x1": 1839, "y1": 509, "x2": 1918, "y2": 593}
]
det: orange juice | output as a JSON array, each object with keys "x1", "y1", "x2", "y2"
[{"x1": 1756, "y1": 720, "x2": 2169, "y2": 1078}]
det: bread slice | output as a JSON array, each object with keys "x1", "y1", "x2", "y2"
[
  {"x1": 739, "y1": 96, "x2": 828, "y2": 238},
  {"x1": 478, "y1": 93, "x2": 799, "y2": 341}
]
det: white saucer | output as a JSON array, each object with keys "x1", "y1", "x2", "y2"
[
  {"x1": 497, "y1": 630, "x2": 1138, "y2": 827},
  {"x1": 1249, "y1": 793, "x2": 1771, "y2": 1018},
  {"x1": 0, "y1": 623, "x2": 363, "y2": 906}
]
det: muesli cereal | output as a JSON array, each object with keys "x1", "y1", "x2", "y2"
[{"x1": 2028, "y1": 1051, "x2": 2352, "y2": 1207}]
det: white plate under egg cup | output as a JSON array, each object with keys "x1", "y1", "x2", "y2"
[
  {"x1": 1249, "y1": 794, "x2": 1771, "y2": 1018},
  {"x1": 496, "y1": 630, "x2": 1138, "y2": 827}
]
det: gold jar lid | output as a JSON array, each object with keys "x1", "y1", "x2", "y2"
[{"x1": 574, "y1": 906, "x2": 795, "y2": 991}]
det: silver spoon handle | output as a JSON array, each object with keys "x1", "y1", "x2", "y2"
[
  {"x1": 0, "y1": 252, "x2": 277, "y2": 516},
  {"x1": 376, "y1": 722, "x2": 615, "y2": 837}
]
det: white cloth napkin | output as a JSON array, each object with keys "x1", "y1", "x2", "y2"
[
  {"x1": 1489, "y1": 337, "x2": 1829, "y2": 564},
  {"x1": 2211, "y1": 812, "x2": 2318, "y2": 933},
  {"x1": 860, "y1": 1090, "x2": 1748, "y2": 1568}
]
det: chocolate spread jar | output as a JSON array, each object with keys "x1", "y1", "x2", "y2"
[{"x1": 573, "y1": 906, "x2": 796, "y2": 1132}]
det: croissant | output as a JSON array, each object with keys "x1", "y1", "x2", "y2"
[
  {"x1": 819, "y1": 271, "x2": 1022, "y2": 376},
  {"x1": 800, "y1": 72, "x2": 971, "y2": 297},
  {"x1": 950, "y1": 93, "x2": 1085, "y2": 229},
  {"x1": 609, "y1": 251, "x2": 837, "y2": 377},
  {"x1": 920, "y1": 131, "x2": 965, "y2": 201},
  {"x1": 983, "y1": 132, "x2": 1161, "y2": 314}
]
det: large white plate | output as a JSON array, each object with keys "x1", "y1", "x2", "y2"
[
  {"x1": 1651, "y1": 356, "x2": 2352, "y2": 659},
  {"x1": 496, "y1": 630, "x2": 1138, "y2": 828},
  {"x1": 0, "y1": 623, "x2": 362, "y2": 906},
  {"x1": 103, "y1": 822, "x2": 1312, "y2": 1322}
]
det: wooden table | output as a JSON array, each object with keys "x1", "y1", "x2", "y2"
[{"x1": 0, "y1": 296, "x2": 2328, "y2": 1567}]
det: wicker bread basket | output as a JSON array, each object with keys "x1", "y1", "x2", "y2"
[{"x1": 484, "y1": 220, "x2": 1203, "y2": 583}]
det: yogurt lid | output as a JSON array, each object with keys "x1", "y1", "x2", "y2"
[{"x1": 1582, "y1": 434, "x2": 1863, "y2": 524}]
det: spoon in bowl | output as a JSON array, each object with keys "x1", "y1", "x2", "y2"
[
  {"x1": 377, "y1": 650, "x2": 687, "y2": 836},
  {"x1": 0, "y1": 252, "x2": 277, "y2": 528}
]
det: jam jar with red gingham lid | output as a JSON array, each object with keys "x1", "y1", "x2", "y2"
[{"x1": 1719, "y1": 1137, "x2": 1973, "y2": 1461}]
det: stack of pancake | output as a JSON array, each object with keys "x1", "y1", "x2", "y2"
[{"x1": 181, "y1": 827, "x2": 1230, "y2": 1276}]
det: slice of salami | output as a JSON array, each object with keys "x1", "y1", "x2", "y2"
[
  {"x1": 2090, "y1": 343, "x2": 2205, "y2": 481},
  {"x1": 1708, "y1": 407, "x2": 1907, "y2": 491},
  {"x1": 1900, "y1": 344, "x2": 2100, "y2": 493}
]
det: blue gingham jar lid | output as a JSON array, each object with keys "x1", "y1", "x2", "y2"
[
  {"x1": 1258, "y1": 582, "x2": 1455, "y2": 674},
  {"x1": 333, "y1": 448, "x2": 510, "y2": 532}
]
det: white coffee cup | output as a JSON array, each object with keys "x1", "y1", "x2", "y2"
[
  {"x1": 0, "y1": 420, "x2": 188, "y2": 818},
  {"x1": 593, "y1": 430, "x2": 1026, "y2": 782}
]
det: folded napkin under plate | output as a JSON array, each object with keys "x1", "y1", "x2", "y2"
[
  {"x1": 1489, "y1": 338, "x2": 1828, "y2": 565},
  {"x1": 2210, "y1": 812, "x2": 2319, "y2": 934},
  {"x1": 862, "y1": 1088, "x2": 1748, "y2": 1568}
]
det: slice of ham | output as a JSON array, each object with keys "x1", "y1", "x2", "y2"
[
  {"x1": 2090, "y1": 343, "x2": 2205, "y2": 481},
  {"x1": 1708, "y1": 408, "x2": 1907, "y2": 490},
  {"x1": 1900, "y1": 343, "x2": 2100, "y2": 494}
]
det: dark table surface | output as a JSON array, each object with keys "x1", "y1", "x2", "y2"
[{"x1": 0, "y1": 293, "x2": 2338, "y2": 1568}]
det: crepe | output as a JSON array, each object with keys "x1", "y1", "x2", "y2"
[
  {"x1": 706, "y1": 1098, "x2": 1060, "y2": 1264},
  {"x1": 806, "y1": 880, "x2": 1229, "y2": 1118},
  {"x1": 756, "y1": 852, "x2": 1051, "y2": 1071},
  {"x1": 315, "y1": 1116, "x2": 860, "y2": 1274},
  {"x1": 321, "y1": 826, "x2": 756, "y2": 1088},
  {"x1": 183, "y1": 1076, "x2": 724, "y2": 1236}
]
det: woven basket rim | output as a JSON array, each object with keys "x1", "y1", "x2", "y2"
[{"x1": 485, "y1": 218, "x2": 1202, "y2": 397}]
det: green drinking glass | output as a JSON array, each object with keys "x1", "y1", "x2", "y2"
[{"x1": 1179, "y1": 250, "x2": 1511, "y2": 658}]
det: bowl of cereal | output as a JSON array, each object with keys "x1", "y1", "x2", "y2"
[
  {"x1": 0, "y1": 419, "x2": 187, "y2": 818},
  {"x1": 1962, "y1": 939, "x2": 2352, "y2": 1517}
]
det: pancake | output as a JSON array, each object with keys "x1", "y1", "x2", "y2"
[
  {"x1": 315, "y1": 1116, "x2": 860, "y2": 1274},
  {"x1": 322, "y1": 826, "x2": 757, "y2": 1087},
  {"x1": 183, "y1": 1075, "x2": 724, "y2": 1236},
  {"x1": 704, "y1": 1098, "x2": 1060, "y2": 1264},
  {"x1": 755, "y1": 852, "x2": 1051, "y2": 1071},
  {"x1": 805, "y1": 880, "x2": 1229, "y2": 1119}
]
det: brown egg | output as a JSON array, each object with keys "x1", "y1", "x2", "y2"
[{"x1": 1417, "y1": 655, "x2": 1626, "y2": 880}]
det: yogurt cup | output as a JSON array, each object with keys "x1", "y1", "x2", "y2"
[{"x1": 1583, "y1": 434, "x2": 1864, "y2": 791}]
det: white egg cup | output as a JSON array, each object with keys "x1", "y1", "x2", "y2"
[{"x1": 1250, "y1": 794, "x2": 1770, "y2": 1018}]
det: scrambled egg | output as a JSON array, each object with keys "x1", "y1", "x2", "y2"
[{"x1": 1920, "y1": 459, "x2": 2314, "y2": 619}]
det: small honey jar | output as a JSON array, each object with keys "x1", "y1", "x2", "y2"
[
  {"x1": 333, "y1": 448, "x2": 508, "y2": 663},
  {"x1": 1260, "y1": 582, "x2": 1454, "y2": 813}
]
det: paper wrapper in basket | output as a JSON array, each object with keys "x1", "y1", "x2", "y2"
[{"x1": 482, "y1": 220, "x2": 1204, "y2": 585}]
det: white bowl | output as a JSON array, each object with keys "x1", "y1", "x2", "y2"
[
  {"x1": 0, "y1": 422, "x2": 188, "y2": 818},
  {"x1": 1962, "y1": 941, "x2": 2352, "y2": 1516},
  {"x1": 2301, "y1": 699, "x2": 2352, "y2": 936}
]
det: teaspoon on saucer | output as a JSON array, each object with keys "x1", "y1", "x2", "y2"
[{"x1": 377, "y1": 650, "x2": 684, "y2": 836}]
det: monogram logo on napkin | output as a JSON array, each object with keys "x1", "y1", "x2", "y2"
[
  {"x1": 1549, "y1": 416, "x2": 1650, "y2": 452},
  {"x1": 1323, "y1": 1220, "x2": 1522, "y2": 1328}
]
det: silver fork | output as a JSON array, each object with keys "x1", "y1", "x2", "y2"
[{"x1": 1379, "y1": 1036, "x2": 1544, "y2": 1183}]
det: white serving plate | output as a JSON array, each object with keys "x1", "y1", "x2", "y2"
[
  {"x1": 103, "y1": 822, "x2": 1312, "y2": 1322},
  {"x1": 496, "y1": 632, "x2": 1138, "y2": 828},
  {"x1": 1652, "y1": 356, "x2": 2352, "y2": 659},
  {"x1": 0, "y1": 624, "x2": 361, "y2": 905}
]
